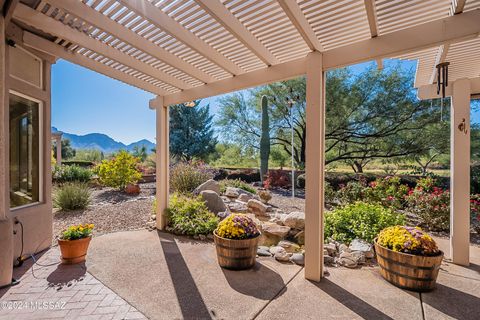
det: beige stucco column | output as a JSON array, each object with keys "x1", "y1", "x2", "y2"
[
  {"x1": 150, "y1": 96, "x2": 169, "y2": 230},
  {"x1": 0, "y1": 15, "x2": 14, "y2": 288},
  {"x1": 304, "y1": 51, "x2": 325, "y2": 281},
  {"x1": 450, "y1": 78, "x2": 471, "y2": 266}
]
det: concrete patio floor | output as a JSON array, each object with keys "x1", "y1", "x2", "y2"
[{"x1": 1, "y1": 229, "x2": 479, "y2": 320}]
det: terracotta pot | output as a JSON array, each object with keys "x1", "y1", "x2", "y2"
[
  {"x1": 374, "y1": 239, "x2": 443, "y2": 292},
  {"x1": 125, "y1": 184, "x2": 140, "y2": 194},
  {"x1": 213, "y1": 230, "x2": 259, "y2": 270},
  {"x1": 58, "y1": 236, "x2": 92, "y2": 264}
]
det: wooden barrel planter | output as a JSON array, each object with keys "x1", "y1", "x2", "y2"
[
  {"x1": 213, "y1": 230, "x2": 260, "y2": 270},
  {"x1": 374, "y1": 240, "x2": 443, "y2": 291},
  {"x1": 58, "y1": 237, "x2": 92, "y2": 265}
]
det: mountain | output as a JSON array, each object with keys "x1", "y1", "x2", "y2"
[{"x1": 52, "y1": 127, "x2": 155, "y2": 154}]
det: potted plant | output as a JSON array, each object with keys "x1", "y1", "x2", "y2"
[
  {"x1": 214, "y1": 214, "x2": 260, "y2": 270},
  {"x1": 374, "y1": 226, "x2": 443, "y2": 291},
  {"x1": 58, "y1": 224, "x2": 94, "y2": 264}
]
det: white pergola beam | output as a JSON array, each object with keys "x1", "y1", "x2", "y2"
[
  {"x1": 150, "y1": 96, "x2": 169, "y2": 230},
  {"x1": 364, "y1": 0, "x2": 379, "y2": 37},
  {"x1": 48, "y1": 0, "x2": 215, "y2": 84},
  {"x1": 450, "y1": 78, "x2": 471, "y2": 266},
  {"x1": 195, "y1": 0, "x2": 279, "y2": 66},
  {"x1": 417, "y1": 77, "x2": 480, "y2": 99},
  {"x1": 304, "y1": 51, "x2": 325, "y2": 281},
  {"x1": 164, "y1": 57, "x2": 306, "y2": 106},
  {"x1": 118, "y1": 0, "x2": 244, "y2": 76},
  {"x1": 452, "y1": 0, "x2": 467, "y2": 14},
  {"x1": 13, "y1": 3, "x2": 190, "y2": 91},
  {"x1": 277, "y1": 0, "x2": 324, "y2": 52},
  {"x1": 322, "y1": 9, "x2": 480, "y2": 70},
  {"x1": 23, "y1": 31, "x2": 168, "y2": 96}
]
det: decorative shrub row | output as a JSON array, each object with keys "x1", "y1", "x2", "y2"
[{"x1": 53, "y1": 165, "x2": 93, "y2": 183}]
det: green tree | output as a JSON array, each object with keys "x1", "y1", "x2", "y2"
[
  {"x1": 53, "y1": 139, "x2": 76, "y2": 160},
  {"x1": 169, "y1": 101, "x2": 217, "y2": 161}
]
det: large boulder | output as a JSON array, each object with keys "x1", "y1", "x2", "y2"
[
  {"x1": 238, "y1": 193, "x2": 254, "y2": 202},
  {"x1": 227, "y1": 201, "x2": 248, "y2": 213},
  {"x1": 262, "y1": 222, "x2": 290, "y2": 238},
  {"x1": 200, "y1": 190, "x2": 227, "y2": 214},
  {"x1": 278, "y1": 240, "x2": 300, "y2": 253},
  {"x1": 247, "y1": 199, "x2": 269, "y2": 217},
  {"x1": 225, "y1": 187, "x2": 240, "y2": 198},
  {"x1": 194, "y1": 179, "x2": 220, "y2": 195},
  {"x1": 349, "y1": 238, "x2": 374, "y2": 259},
  {"x1": 282, "y1": 211, "x2": 305, "y2": 230}
]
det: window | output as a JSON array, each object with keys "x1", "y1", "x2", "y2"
[{"x1": 9, "y1": 92, "x2": 41, "y2": 208}]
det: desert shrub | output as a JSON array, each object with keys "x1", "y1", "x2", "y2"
[
  {"x1": 364, "y1": 176, "x2": 410, "y2": 209},
  {"x1": 61, "y1": 160, "x2": 95, "y2": 167},
  {"x1": 405, "y1": 187, "x2": 450, "y2": 231},
  {"x1": 95, "y1": 150, "x2": 142, "y2": 190},
  {"x1": 324, "y1": 202, "x2": 405, "y2": 243},
  {"x1": 219, "y1": 179, "x2": 256, "y2": 194},
  {"x1": 170, "y1": 161, "x2": 213, "y2": 194},
  {"x1": 324, "y1": 181, "x2": 336, "y2": 204},
  {"x1": 53, "y1": 183, "x2": 91, "y2": 211},
  {"x1": 53, "y1": 165, "x2": 93, "y2": 183},
  {"x1": 337, "y1": 180, "x2": 367, "y2": 204},
  {"x1": 297, "y1": 173, "x2": 305, "y2": 188},
  {"x1": 166, "y1": 193, "x2": 219, "y2": 236}
]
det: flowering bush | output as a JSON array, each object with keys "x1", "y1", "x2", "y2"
[
  {"x1": 60, "y1": 224, "x2": 94, "y2": 240},
  {"x1": 377, "y1": 226, "x2": 440, "y2": 256},
  {"x1": 95, "y1": 151, "x2": 142, "y2": 190},
  {"x1": 264, "y1": 170, "x2": 291, "y2": 189},
  {"x1": 324, "y1": 201, "x2": 405, "y2": 243},
  {"x1": 364, "y1": 176, "x2": 409, "y2": 209},
  {"x1": 216, "y1": 214, "x2": 260, "y2": 240},
  {"x1": 470, "y1": 195, "x2": 480, "y2": 234},
  {"x1": 405, "y1": 186, "x2": 450, "y2": 231},
  {"x1": 337, "y1": 180, "x2": 367, "y2": 204}
]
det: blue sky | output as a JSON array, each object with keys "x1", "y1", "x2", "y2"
[{"x1": 51, "y1": 59, "x2": 478, "y2": 144}]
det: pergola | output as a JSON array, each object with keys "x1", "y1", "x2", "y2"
[{"x1": 1, "y1": 0, "x2": 479, "y2": 282}]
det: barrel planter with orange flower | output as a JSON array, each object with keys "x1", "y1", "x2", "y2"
[
  {"x1": 214, "y1": 214, "x2": 260, "y2": 270},
  {"x1": 58, "y1": 224, "x2": 94, "y2": 264},
  {"x1": 374, "y1": 226, "x2": 443, "y2": 292}
]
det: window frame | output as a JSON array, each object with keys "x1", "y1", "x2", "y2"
[{"x1": 9, "y1": 90, "x2": 44, "y2": 211}]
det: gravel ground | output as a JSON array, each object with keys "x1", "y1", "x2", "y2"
[
  {"x1": 268, "y1": 187, "x2": 305, "y2": 213},
  {"x1": 53, "y1": 183, "x2": 155, "y2": 242}
]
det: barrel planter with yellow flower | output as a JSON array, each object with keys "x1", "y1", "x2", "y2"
[
  {"x1": 374, "y1": 226, "x2": 443, "y2": 291},
  {"x1": 214, "y1": 214, "x2": 260, "y2": 270},
  {"x1": 58, "y1": 224, "x2": 94, "y2": 264}
]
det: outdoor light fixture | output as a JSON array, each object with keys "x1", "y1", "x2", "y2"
[
  {"x1": 184, "y1": 101, "x2": 196, "y2": 107},
  {"x1": 436, "y1": 62, "x2": 450, "y2": 98}
]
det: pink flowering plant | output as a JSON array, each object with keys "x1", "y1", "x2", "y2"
[
  {"x1": 470, "y1": 195, "x2": 480, "y2": 234},
  {"x1": 364, "y1": 176, "x2": 409, "y2": 209},
  {"x1": 216, "y1": 214, "x2": 260, "y2": 240},
  {"x1": 405, "y1": 185, "x2": 450, "y2": 231}
]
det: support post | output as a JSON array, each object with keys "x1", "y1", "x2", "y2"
[
  {"x1": 450, "y1": 78, "x2": 471, "y2": 266},
  {"x1": 150, "y1": 96, "x2": 169, "y2": 230},
  {"x1": 0, "y1": 14, "x2": 14, "y2": 287},
  {"x1": 305, "y1": 51, "x2": 325, "y2": 281}
]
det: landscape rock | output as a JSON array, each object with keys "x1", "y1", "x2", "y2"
[
  {"x1": 217, "y1": 211, "x2": 231, "y2": 220},
  {"x1": 282, "y1": 211, "x2": 305, "y2": 230},
  {"x1": 294, "y1": 231, "x2": 305, "y2": 245},
  {"x1": 194, "y1": 179, "x2": 220, "y2": 195},
  {"x1": 238, "y1": 193, "x2": 253, "y2": 202},
  {"x1": 278, "y1": 240, "x2": 300, "y2": 253},
  {"x1": 338, "y1": 243, "x2": 350, "y2": 254},
  {"x1": 225, "y1": 187, "x2": 240, "y2": 198},
  {"x1": 274, "y1": 247, "x2": 291, "y2": 262},
  {"x1": 247, "y1": 199, "x2": 269, "y2": 217},
  {"x1": 324, "y1": 243, "x2": 337, "y2": 256},
  {"x1": 338, "y1": 252, "x2": 358, "y2": 268},
  {"x1": 269, "y1": 246, "x2": 284, "y2": 255},
  {"x1": 290, "y1": 253, "x2": 305, "y2": 266},
  {"x1": 227, "y1": 201, "x2": 248, "y2": 213},
  {"x1": 349, "y1": 238, "x2": 374, "y2": 259},
  {"x1": 200, "y1": 190, "x2": 228, "y2": 214},
  {"x1": 324, "y1": 255, "x2": 335, "y2": 264},
  {"x1": 351, "y1": 251, "x2": 366, "y2": 264},
  {"x1": 257, "y1": 246, "x2": 272, "y2": 257},
  {"x1": 262, "y1": 222, "x2": 290, "y2": 238}
]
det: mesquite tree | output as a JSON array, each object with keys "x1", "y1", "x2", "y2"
[{"x1": 260, "y1": 95, "x2": 270, "y2": 181}]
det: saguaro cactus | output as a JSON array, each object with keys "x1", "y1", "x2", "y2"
[{"x1": 260, "y1": 95, "x2": 270, "y2": 182}]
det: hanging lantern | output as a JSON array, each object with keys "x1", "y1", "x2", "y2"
[{"x1": 436, "y1": 62, "x2": 450, "y2": 98}]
